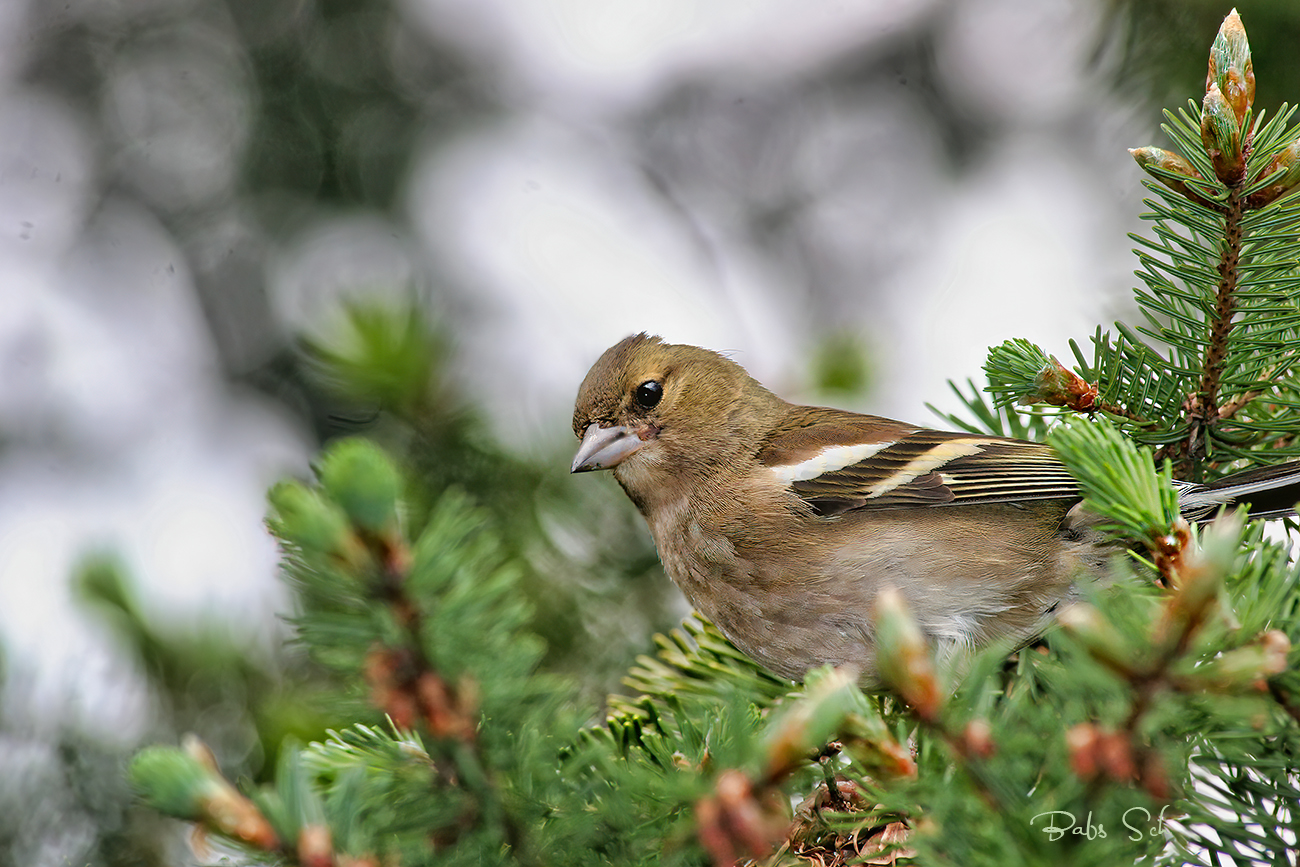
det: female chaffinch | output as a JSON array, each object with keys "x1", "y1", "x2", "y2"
[{"x1": 571, "y1": 333, "x2": 1300, "y2": 682}]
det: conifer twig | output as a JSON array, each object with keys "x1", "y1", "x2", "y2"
[{"x1": 1188, "y1": 183, "x2": 1247, "y2": 471}]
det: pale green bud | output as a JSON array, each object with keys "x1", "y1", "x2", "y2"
[
  {"x1": 1201, "y1": 83, "x2": 1245, "y2": 184},
  {"x1": 1207, "y1": 9, "x2": 1254, "y2": 126}
]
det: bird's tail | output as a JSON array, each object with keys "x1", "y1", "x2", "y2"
[{"x1": 1176, "y1": 460, "x2": 1300, "y2": 520}]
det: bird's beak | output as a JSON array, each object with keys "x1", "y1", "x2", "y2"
[{"x1": 571, "y1": 423, "x2": 645, "y2": 473}]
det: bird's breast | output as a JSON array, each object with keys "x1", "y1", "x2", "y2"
[{"x1": 646, "y1": 496, "x2": 740, "y2": 592}]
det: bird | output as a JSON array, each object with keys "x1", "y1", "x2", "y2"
[{"x1": 570, "y1": 333, "x2": 1300, "y2": 682}]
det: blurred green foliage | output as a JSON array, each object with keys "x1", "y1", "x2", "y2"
[
  {"x1": 299, "y1": 302, "x2": 678, "y2": 689},
  {"x1": 809, "y1": 331, "x2": 875, "y2": 400},
  {"x1": 230, "y1": 0, "x2": 491, "y2": 217},
  {"x1": 1105, "y1": 0, "x2": 1300, "y2": 112},
  {"x1": 75, "y1": 555, "x2": 335, "y2": 778}
]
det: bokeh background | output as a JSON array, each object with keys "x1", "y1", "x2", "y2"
[{"x1": 3, "y1": 0, "x2": 1299, "y2": 863}]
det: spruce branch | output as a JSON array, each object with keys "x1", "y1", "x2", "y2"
[
  {"x1": 1125, "y1": 11, "x2": 1300, "y2": 477},
  {"x1": 605, "y1": 619, "x2": 918, "y2": 865},
  {"x1": 984, "y1": 338, "x2": 1151, "y2": 423},
  {"x1": 1049, "y1": 418, "x2": 1183, "y2": 564},
  {"x1": 138, "y1": 440, "x2": 573, "y2": 865},
  {"x1": 1047, "y1": 425, "x2": 1297, "y2": 833},
  {"x1": 966, "y1": 10, "x2": 1300, "y2": 482},
  {"x1": 928, "y1": 377, "x2": 1053, "y2": 440},
  {"x1": 872, "y1": 589, "x2": 1006, "y2": 810},
  {"x1": 1188, "y1": 167, "x2": 1247, "y2": 472},
  {"x1": 129, "y1": 736, "x2": 281, "y2": 854}
]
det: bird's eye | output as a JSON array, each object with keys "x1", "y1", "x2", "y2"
[{"x1": 634, "y1": 380, "x2": 663, "y2": 410}]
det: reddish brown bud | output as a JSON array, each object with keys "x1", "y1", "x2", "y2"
[
  {"x1": 1066, "y1": 727, "x2": 1138, "y2": 785},
  {"x1": 1156, "y1": 516, "x2": 1229, "y2": 650},
  {"x1": 417, "y1": 672, "x2": 478, "y2": 742},
  {"x1": 298, "y1": 825, "x2": 334, "y2": 867},
  {"x1": 1097, "y1": 729, "x2": 1137, "y2": 783},
  {"x1": 1066, "y1": 723, "x2": 1101, "y2": 780},
  {"x1": 874, "y1": 587, "x2": 944, "y2": 721},
  {"x1": 1067, "y1": 724, "x2": 1137, "y2": 784},
  {"x1": 1140, "y1": 749, "x2": 1171, "y2": 801},
  {"x1": 337, "y1": 857, "x2": 381, "y2": 867},
  {"x1": 695, "y1": 770, "x2": 786, "y2": 867},
  {"x1": 1151, "y1": 518, "x2": 1193, "y2": 588},
  {"x1": 1031, "y1": 356, "x2": 1099, "y2": 412},
  {"x1": 364, "y1": 646, "x2": 417, "y2": 731},
  {"x1": 962, "y1": 719, "x2": 996, "y2": 760},
  {"x1": 180, "y1": 736, "x2": 280, "y2": 850}
]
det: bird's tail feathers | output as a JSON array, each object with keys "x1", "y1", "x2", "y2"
[{"x1": 1177, "y1": 460, "x2": 1300, "y2": 520}]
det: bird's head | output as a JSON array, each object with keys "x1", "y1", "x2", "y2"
[{"x1": 571, "y1": 334, "x2": 782, "y2": 501}]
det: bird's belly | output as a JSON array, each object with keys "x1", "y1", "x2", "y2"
[{"x1": 653, "y1": 504, "x2": 1092, "y2": 682}]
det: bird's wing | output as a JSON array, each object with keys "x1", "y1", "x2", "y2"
[{"x1": 756, "y1": 407, "x2": 1080, "y2": 517}]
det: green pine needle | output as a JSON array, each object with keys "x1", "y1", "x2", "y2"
[{"x1": 1048, "y1": 418, "x2": 1180, "y2": 544}]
